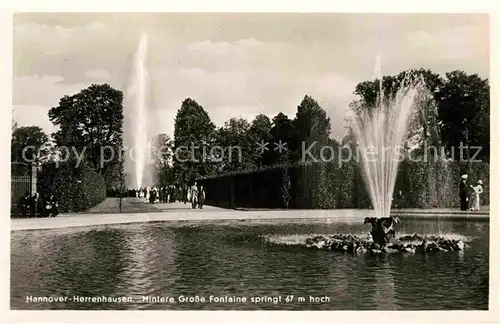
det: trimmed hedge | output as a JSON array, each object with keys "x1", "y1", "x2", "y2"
[
  {"x1": 200, "y1": 159, "x2": 489, "y2": 209},
  {"x1": 37, "y1": 159, "x2": 106, "y2": 213}
]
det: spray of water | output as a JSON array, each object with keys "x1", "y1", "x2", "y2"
[
  {"x1": 123, "y1": 33, "x2": 150, "y2": 189},
  {"x1": 351, "y1": 57, "x2": 426, "y2": 218}
]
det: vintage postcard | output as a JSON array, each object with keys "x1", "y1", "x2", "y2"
[{"x1": 4, "y1": 4, "x2": 497, "y2": 324}]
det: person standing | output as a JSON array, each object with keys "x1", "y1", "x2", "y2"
[
  {"x1": 31, "y1": 192, "x2": 40, "y2": 217},
  {"x1": 183, "y1": 185, "x2": 188, "y2": 204},
  {"x1": 50, "y1": 194, "x2": 59, "y2": 217},
  {"x1": 470, "y1": 180, "x2": 484, "y2": 211},
  {"x1": 149, "y1": 188, "x2": 157, "y2": 204},
  {"x1": 174, "y1": 185, "x2": 179, "y2": 202},
  {"x1": 19, "y1": 191, "x2": 30, "y2": 217},
  {"x1": 41, "y1": 194, "x2": 52, "y2": 217},
  {"x1": 190, "y1": 182, "x2": 199, "y2": 209},
  {"x1": 459, "y1": 174, "x2": 468, "y2": 211},
  {"x1": 198, "y1": 184, "x2": 205, "y2": 209}
]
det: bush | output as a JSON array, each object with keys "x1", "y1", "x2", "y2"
[
  {"x1": 201, "y1": 159, "x2": 489, "y2": 210},
  {"x1": 280, "y1": 167, "x2": 291, "y2": 208},
  {"x1": 37, "y1": 159, "x2": 106, "y2": 213}
]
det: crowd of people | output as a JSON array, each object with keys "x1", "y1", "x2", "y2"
[
  {"x1": 108, "y1": 182, "x2": 206, "y2": 209},
  {"x1": 17, "y1": 191, "x2": 59, "y2": 218}
]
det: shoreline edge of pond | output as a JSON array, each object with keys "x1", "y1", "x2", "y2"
[{"x1": 11, "y1": 206, "x2": 490, "y2": 232}]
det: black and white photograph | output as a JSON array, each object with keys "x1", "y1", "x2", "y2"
[{"x1": 4, "y1": 6, "x2": 495, "y2": 321}]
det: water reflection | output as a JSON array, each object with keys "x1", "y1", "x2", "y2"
[
  {"x1": 11, "y1": 218, "x2": 489, "y2": 310},
  {"x1": 172, "y1": 226, "x2": 222, "y2": 296},
  {"x1": 372, "y1": 257, "x2": 396, "y2": 310},
  {"x1": 102, "y1": 224, "x2": 179, "y2": 310},
  {"x1": 10, "y1": 231, "x2": 63, "y2": 304},
  {"x1": 53, "y1": 229, "x2": 130, "y2": 309}
]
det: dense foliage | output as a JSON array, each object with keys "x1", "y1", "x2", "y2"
[
  {"x1": 351, "y1": 69, "x2": 489, "y2": 161},
  {"x1": 11, "y1": 84, "x2": 124, "y2": 215},
  {"x1": 37, "y1": 158, "x2": 106, "y2": 213},
  {"x1": 11, "y1": 126, "x2": 50, "y2": 163},
  {"x1": 154, "y1": 133, "x2": 174, "y2": 186},
  {"x1": 172, "y1": 98, "x2": 216, "y2": 185},
  {"x1": 201, "y1": 160, "x2": 489, "y2": 209},
  {"x1": 49, "y1": 83, "x2": 125, "y2": 189}
]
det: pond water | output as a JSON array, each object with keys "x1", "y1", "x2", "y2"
[{"x1": 11, "y1": 217, "x2": 489, "y2": 310}]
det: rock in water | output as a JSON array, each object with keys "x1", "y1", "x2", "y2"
[
  {"x1": 303, "y1": 234, "x2": 468, "y2": 255},
  {"x1": 305, "y1": 236, "x2": 331, "y2": 250}
]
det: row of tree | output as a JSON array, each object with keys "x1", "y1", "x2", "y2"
[
  {"x1": 10, "y1": 68, "x2": 489, "y2": 210},
  {"x1": 159, "y1": 69, "x2": 489, "y2": 187}
]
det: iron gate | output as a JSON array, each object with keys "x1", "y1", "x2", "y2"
[{"x1": 11, "y1": 162, "x2": 33, "y2": 215}]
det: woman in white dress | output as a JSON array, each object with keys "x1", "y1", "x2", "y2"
[{"x1": 470, "y1": 180, "x2": 484, "y2": 211}]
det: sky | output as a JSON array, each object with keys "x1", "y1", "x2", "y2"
[{"x1": 13, "y1": 13, "x2": 489, "y2": 140}]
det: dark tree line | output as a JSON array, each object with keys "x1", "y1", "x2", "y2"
[
  {"x1": 169, "y1": 95, "x2": 340, "y2": 187},
  {"x1": 167, "y1": 69, "x2": 489, "y2": 188},
  {"x1": 10, "y1": 68, "x2": 489, "y2": 212}
]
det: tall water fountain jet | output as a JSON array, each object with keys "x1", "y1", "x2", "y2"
[
  {"x1": 269, "y1": 58, "x2": 470, "y2": 255},
  {"x1": 293, "y1": 58, "x2": 468, "y2": 253},
  {"x1": 351, "y1": 57, "x2": 426, "y2": 219},
  {"x1": 123, "y1": 33, "x2": 152, "y2": 189}
]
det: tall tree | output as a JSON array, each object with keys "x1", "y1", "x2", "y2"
[
  {"x1": 351, "y1": 69, "x2": 444, "y2": 151},
  {"x1": 249, "y1": 114, "x2": 273, "y2": 168},
  {"x1": 352, "y1": 69, "x2": 441, "y2": 110},
  {"x1": 350, "y1": 69, "x2": 489, "y2": 161},
  {"x1": 11, "y1": 126, "x2": 49, "y2": 164},
  {"x1": 48, "y1": 83, "x2": 124, "y2": 189},
  {"x1": 215, "y1": 117, "x2": 255, "y2": 172},
  {"x1": 437, "y1": 70, "x2": 489, "y2": 161},
  {"x1": 269, "y1": 112, "x2": 296, "y2": 165},
  {"x1": 293, "y1": 95, "x2": 331, "y2": 163},
  {"x1": 173, "y1": 98, "x2": 216, "y2": 184},
  {"x1": 154, "y1": 133, "x2": 174, "y2": 186}
]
